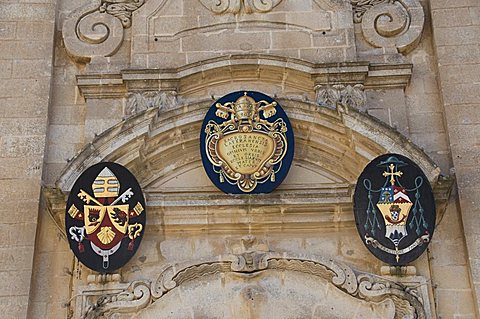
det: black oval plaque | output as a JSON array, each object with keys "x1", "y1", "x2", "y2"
[
  {"x1": 65, "y1": 162, "x2": 146, "y2": 273},
  {"x1": 354, "y1": 154, "x2": 436, "y2": 265},
  {"x1": 200, "y1": 91, "x2": 294, "y2": 194}
]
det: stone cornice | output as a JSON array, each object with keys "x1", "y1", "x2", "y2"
[
  {"x1": 76, "y1": 55, "x2": 412, "y2": 99},
  {"x1": 45, "y1": 176, "x2": 453, "y2": 236},
  {"x1": 44, "y1": 185, "x2": 355, "y2": 236},
  {"x1": 76, "y1": 73, "x2": 125, "y2": 99}
]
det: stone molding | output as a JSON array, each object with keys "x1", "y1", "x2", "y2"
[
  {"x1": 46, "y1": 175, "x2": 453, "y2": 237},
  {"x1": 351, "y1": 0, "x2": 425, "y2": 54},
  {"x1": 75, "y1": 55, "x2": 413, "y2": 99},
  {"x1": 62, "y1": 0, "x2": 145, "y2": 61},
  {"x1": 77, "y1": 240, "x2": 426, "y2": 318},
  {"x1": 198, "y1": 0, "x2": 283, "y2": 14}
]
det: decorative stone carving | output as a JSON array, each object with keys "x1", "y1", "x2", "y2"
[
  {"x1": 100, "y1": 0, "x2": 145, "y2": 28},
  {"x1": 87, "y1": 273, "x2": 122, "y2": 284},
  {"x1": 352, "y1": 0, "x2": 392, "y2": 22},
  {"x1": 82, "y1": 281, "x2": 151, "y2": 319},
  {"x1": 351, "y1": 0, "x2": 425, "y2": 54},
  {"x1": 77, "y1": 243, "x2": 427, "y2": 318},
  {"x1": 199, "y1": 0, "x2": 283, "y2": 14},
  {"x1": 126, "y1": 91, "x2": 178, "y2": 117},
  {"x1": 315, "y1": 84, "x2": 366, "y2": 111},
  {"x1": 229, "y1": 235, "x2": 269, "y2": 272},
  {"x1": 62, "y1": 0, "x2": 145, "y2": 61}
]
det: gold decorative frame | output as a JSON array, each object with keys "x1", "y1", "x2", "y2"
[{"x1": 204, "y1": 93, "x2": 288, "y2": 192}]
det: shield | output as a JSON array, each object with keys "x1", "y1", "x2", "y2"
[
  {"x1": 200, "y1": 91, "x2": 294, "y2": 194},
  {"x1": 84, "y1": 205, "x2": 107, "y2": 235},
  {"x1": 376, "y1": 186, "x2": 413, "y2": 246},
  {"x1": 353, "y1": 154, "x2": 436, "y2": 265},
  {"x1": 84, "y1": 204, "x2": 129, "y2": 249},
  {"x1": 65, "y1": 162, "x2": 147, "y2": 273},
  {"x1": 107, "y1": 205, "x2": 130, "y2": 234}
]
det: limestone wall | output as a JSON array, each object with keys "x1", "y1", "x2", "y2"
[
  {"x1": 0, "y1": 1, "x2": 56, "y2": 319},
  {"x1": 430, "y1": 1, "x2": 480, "y2": 316},
  {"x1": 0, "y1": 0, "x2": 477, "y2": 318}
]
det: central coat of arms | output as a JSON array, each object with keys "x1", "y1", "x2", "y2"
[{"x1": 201, "y1": 91, "x2": 294, "y2": 194}]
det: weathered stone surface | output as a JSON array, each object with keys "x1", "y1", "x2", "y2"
[
  {"x1": 0, "y1": 296, "x2": 29, "y2": 319},
  {"x1": 0, "y1": 1, "x2": 55, "y2": 319},
  {"x1": 126, "y1": 0, "x2": 355, "y2": 68},
  {"x1": 430, "y1": 0, "x2": 480, "y2": 315},
  {"x1": 0, "y1": 22, "x2": 16, "y2": 40},
  {"x1": 0, "y1": 3, "x2": 56, "y2": 21},
  {"x1": 353, "y1": 0, "x2": 425, "y2": 54},
  {"x1": 0, "y1": 0, "x2": 478, "y2": 318}
]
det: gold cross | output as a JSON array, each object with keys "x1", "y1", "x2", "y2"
[{"x1": 382, "y1": 163, "x2": 403, "y2": 186}]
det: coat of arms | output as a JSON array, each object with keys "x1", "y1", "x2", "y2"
[
  {"x1": 200, "y1": 91, "x2": 294, "y2": 194},
  {"x1": 65, "y1": 162, "x2": 146, "y2": 272},
  {"x1": 354, "y1": 154, "x2": 436, "y2": 265}
]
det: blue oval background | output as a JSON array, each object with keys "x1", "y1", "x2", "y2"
[{"x1": 200, "y1": 91, "x2": 294, "y2": 194}]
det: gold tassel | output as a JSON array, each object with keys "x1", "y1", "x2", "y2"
[
  {"x1": 220, "y1": 174, "x2": 224, "y2": 183},
  {"x1": 271, "y1": 172, "x2": 275, "y2": 182}
]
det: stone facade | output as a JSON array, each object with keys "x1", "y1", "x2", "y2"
[
  {"x1": 0, "y1": 1, "x2": 56, "y2": 318},
  {"x1": 0, "y1": 0, "x2": 478, "y2": 318}
]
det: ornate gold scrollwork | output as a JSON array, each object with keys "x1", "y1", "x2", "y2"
[{"x1": 204, "y1": 93, "x2": 288, "y2": 193}]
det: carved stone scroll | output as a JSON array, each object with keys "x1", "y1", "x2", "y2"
[
  {"x1": 100, "y1": 0, "x2": 145, "y2": 28},
  {"x1": 82, "y1": 281, "x2": 151, "y2": 319},
  {"x1": 62, "y1": 0, "x2": 145, "y2": 61},
  {"x1": 199, "y1": 0, "x2": 283, "y2": 14},
  {"x1": 351, "y1": 0, "x2": 425, "y2": 54},
  {"x1": 78, "y1": 250, "x2": 427, "y2": 318}
]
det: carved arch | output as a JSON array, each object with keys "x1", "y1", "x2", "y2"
[
  {"x1": 57, "y1": 97, "x2": 439, "y2": 193},
  {"x1": 80, "y1": 250, "x2": 427, "y2": 318},
  {"x1": 52, "y1": 93, "x2": 442, "y2": 233}
]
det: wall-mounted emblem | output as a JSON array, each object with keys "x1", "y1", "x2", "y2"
[
  {"x1": 65, "y1": 162, "x2": 146, "y2": 273},
  {"x1": 354, "y1": 154, "x2": 436, "y2": 265},
  {"x1": 200, "y1": 91, "x2": 294, "y2": 194}
]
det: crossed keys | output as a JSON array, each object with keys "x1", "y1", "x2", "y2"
[{"x1": 78, "y1": 188, "x2": 134, "y2": 206}]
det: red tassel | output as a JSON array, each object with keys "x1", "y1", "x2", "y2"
[
  {"x1": 78, "y1": 242, "x2": 84, "y2": 253},
  {"x1": 128, "y1": 240, "x2": 134, "y2": 251}
]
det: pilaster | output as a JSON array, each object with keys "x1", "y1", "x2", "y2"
[{"x1": 0, "y1": 1, "x2": 57, "y2": 318}]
